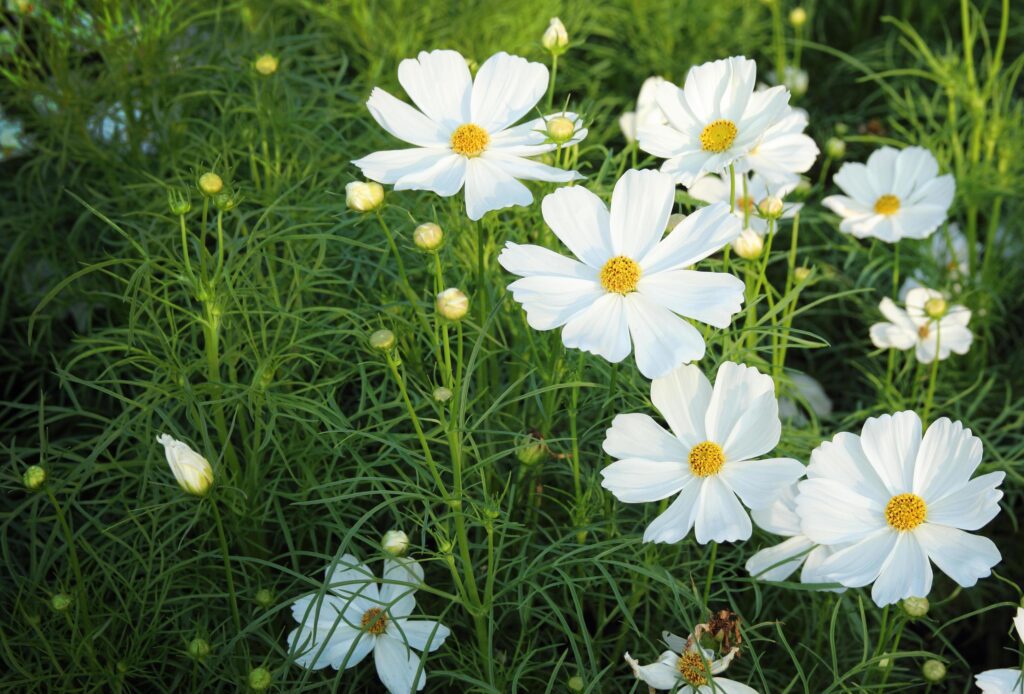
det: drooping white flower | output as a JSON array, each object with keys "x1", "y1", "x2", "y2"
[
  {"x1": 498, "y1": 169, "x2": 744, "y2": 379},
  {"x1": 601, "y1": 362, "x2": 806, "y2": 544},
  {"x1": 619, "y1": 76, "x2": 667, "y2": 143},
  {"x1": 624, "y1": 631, "x2": 751, "y2": 693},
  {"x1": 869, "y1": 287, "x2": 973, "y2": 363},
  {"x1": 735, "y1": 106, "x2": 818, "y2": 187},
  {"x1": 638, "y1": 56, "x2": 791, "y2": 186},
  {"x1": 778, "y1": 372, "x2": 832, "y2": 426},
  {"x1": 156, "y1": 434, "x2": 213, "y2": 496},
  {"x1": 353, "y1": 49, "x2": 586, "y2": 221},
  {"x1": 746, "y1": 483, "x2": 841, "y2": 588},
  {"x1": 796, "y1": 411, "x2": 1004, "y2": 607},
  {"x1": 975, "y1": 607, "x2": 1024, "y2": 693},
  {"x1": 688, "y1": 171, "x2": 801, "y2": 237},
  {"x1": 287, "y1": 553, "x2": 450, "y2": 693},
  {"x1": 822, "y1": 146, "x2": 955, "y2": 242}
]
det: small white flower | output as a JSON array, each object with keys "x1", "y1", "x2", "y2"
[
  {"x1": 287, "y1": 553, "x2": 450, "y2": 694},
  {"x1": 542, "y1": 17, "x2": 568, "y2": 51},
  {"x1": 638, "y1": 56, "x2": 791, "y2": 186},
  {"x1": 974, "y1": 607, "x2": 1024, "y2": 693},
  {"x1": 601, "y1": 362, "x2": 806, "y2": 544},
  {"x1": 869, "y1": 287, "x2": 973, "y2": 363},
  {"x1": 822, "y1": 146, "x2": 955, "y2": 242},
  {"x1": 156, "y1": 434, "x2": 213, "y2": 496},
  {"x1": 687, "y1": 171, "x2": 801, "y2": 237},
  {"x1": 778, "y1": 372, "x2": 832, "y2": 426},
  {"x1": 624, "y1": 631, "x2": 751, "y2": 692},
  {"x1": 797, "y1": 411, "x2": 1004, "y2": 607},
  {"x1": 498, "y1": 169, "x2": 744, "y2": 379},
  {"x1": 619, "y1": 76, "x2": 667, "y2": 143},
  {"x1": 353, "y1": 49, "x2": 585, "y2": 221}
]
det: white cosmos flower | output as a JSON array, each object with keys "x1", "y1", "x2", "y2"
[
  {"x1": 638, "y1": 56, "x2": 791, "y2": 187},
  {"x1": 778, "y1": 372, "x2": 832, "y2": 426},
  {"x1": 287, "y1": 553, "x2": 450, "y2": 693},
  {"x1": 975, "y1": 608, "x2": 1024, "y2": 693},
  {"x1": 870, "y1": 287, "x2": 973, "y2": 363},
  {"x1": 688, "y1": 171, "x2": 801, "y2": 237},
  {"x1": 352, "y1": 49, "x2": 585, "y2": 221},
  {"x1": 624, "y1": 631, "x2": 751, "y2": 693},
  {"x1": 601, "y1": 362, "x2": 806, "y2": 544},
  {"x1": 619, "y1": 76, "x2": 667, "y2": 143},
  {"x1": 156, "y1": 433, "x2": 213, "y2": 496},
  {"x1": 796, "y1": 411, "x2": 1004, "y2": 607},
  {"x1": 822, "y1": 146, "x2": 955, "y2": 242},
  {"x1": 735, "y1": 106, "x2": 818, "y2": 187},
  {"x1": 498, "y1": 169, "x2": 744, "y2": 378},
  {"x1": 746, "y1": 483, "x2": 841, "y2": 589}
]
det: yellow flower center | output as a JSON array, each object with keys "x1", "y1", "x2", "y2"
[
  {"x1": 700, "y1": 119, "x2": 738, "y2": 153},
  {"x1": 676, "y1": 652, "x2": 709, "y2": 686},
  {"x1": 360, "y1": 607, "x2": 389, "y2": 635},
  {"x1": 450, "y1": 123, "x2": 490, "y2": 157},
  {"x1": 924, "y1": 297, "x2": 947, "y2": 318},
  {"x1": 688, "y1": 441, "x2": 725, "y2": 477},
  {"x1": 885, "y1": 493, "x2": 927, "y2": 531},
  {"x1": 874, "y1": 194, "x2": 901, "y2": 216},
  {"x1": 600, "y1": 256, "x2": 641, "y2": 294}
]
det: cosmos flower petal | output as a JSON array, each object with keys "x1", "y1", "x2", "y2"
[
  {"x1": 831, "y1": 162, "x2": 876, "y2": 205},
  {"x1": 380, "y1": 558, "x2": 423, "y2": 619},
  {"x1": 387, "y1": 619, "x2": 451, "y2": 654},
  {"x1": 822, "y1": 194, "x2": 872, "y2": 218},
  {"x1": 975, "y1": 669, "x2": 1024, "y2": 693},
  {"x1": 870, "y1": 532, "x2": 932, "y2": 606},
  {"x1": 642, "y1": 477, "x2": 702, "y2": 543},
  {"x1": 719, "y1": 457, "x2": 805, "y2": 510},
  {"x1": 366, "y1": 87, "x2": 449, "y2": 147},
  {"x1": 353, "y1": 148, "x2": 451, "y2": 185},
  {"x1": 396, "y1": 49, "x2": 472, "y2": 128},
  {"x1": 505, "y1": 275, "x2": 605, "y2": 330},
  {"x1": 891, "y1": 146, "x2": 939, "y2": 199},
  {"x1": 375, "y1": 633, "x2": 425, "y2": 693},
  {"x1": 637, "y1": 122, "x2": 690, "y2": 158},
  {"x1": 704, "y1": 362, "x2": 776, "y2": 451},
  {"x1": 471, "y1": 52, "x2": 548, "y2": 132},
  {"x1": 394, "y1": 154, "x2": 467, "y2": 195},
  {"x1": 747, "y1": 131, "x2": 818, "y2": 177},
  {"x1": 609, "y1": 169, "x2": 675, "y2": 259},
  {"x1": 926, "y1": 471, "x2": 1004, "y2": 530},
  {"x1": 859, "y1": 411, "x2": 921, "y2": 494},
  {"x1": 796, "y1": 478, "x2": 886, "y2": 544},
  {"x1": 745, "y1": 534, "x2": 815, "y2": 582},
  {"x1": 710, "y1": 679, "x2": 760, "y2": 694},
  {"x1": 481, "y1": 151, "x2": 579, "y2": 182},
  {"x1": 694, "y1": 476, "x2": 752, "y2": 543},
  {"x1": 498, "y1": 242, "x2": 597, "y2": 279},
  {"x1": 640, "y1": 202, "x2": 741, "y2": 274},
  {"x1": 603, "y1": 412, "x2": 690, "y2": 461},
  {"x1": 600, "y1": 459, "x2": 693, "y2": 503},
  {"x1": 639, "y1": 269, "x2": 745, "y2": 329},
  {"x1": 870, "y1": 321, "x2": 917, "y2": 351},
  {"x1": 651, "y1": 363, "x2": 713, "y2": 448},
  {"x1": 750, "y1": 484, "x2": 802, "y2": 536},
  {"x1": 807, "y1": 432, "x2": 891, "y2": 499},
  {"x1": 562, "y1": 292, "x2": 632, "y2": 363},
  {"x1": 864, "y1": 147, "x2": 899, "y2": 197},
  {"x1": 540, "y1": 185, "x2": 614, "y2": 267},
  {"x1": 624, "y1": 650, "x2": 682, "y2": 690},
  {"x1": 719, "y1": 391, "x2": 783, "y2": 462},
  {"x1": 912, "y1": 417, "x2": 983, "y2": 500},
  {"x1": 816, "y1": 527, "x2": 898, "y2": 588},
  {"x1": 463, "y1": 157, "x2": 533, "y2": 220},
  {"x1": 624, "y1": 293, "x2": 706, "y2": 379},
  {"x1": 325, "y1": 553, "x2": 380, "y2": 602},
  {"x1": 914, "y1": 523, "x2": 1001, "y2": 588},
  {"x1": 289, "y1": 626, "x2": 373, "y2": 671}
]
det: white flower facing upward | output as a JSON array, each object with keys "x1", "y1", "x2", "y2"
[
  {"x1": 638, "y1": 56, "x2": 791, "y2": 186},
  {"x1": 975, "y1": 607, "x2": 1024, "y2": 693},
  {"x1": 353, "y1": 49, "x2": 586, "y2": 221},
  {"x1": 624, "y1": 631, "x2": 751, "y2": 693},
  {"x1": 156, "y1": 434, "x2": 213, "y2": 496},
  {"x1": 619, "y1": 76, "x2": 667, "y2": 143},
  {"x1": 797, "y1": 411, "x2": 1004, "y2": 607},
  {"x1": 870, "y1": 287, "x2": 973, "y2": 363},
  {"x1": 688, "y1": 171, "x2": 801, "y2": 237},
  {"x1": 822, "y1": 146, "x2": 955, "y2": 242},
  {"x1": 498, "y1": 169, "x2": 744, "y2": 379},
  {"x1": 288, "y1": 553, "x2": 450, "y2": 694},
  {"x1": 601, "y1": 362, "x2": 806, "y2": 544}
]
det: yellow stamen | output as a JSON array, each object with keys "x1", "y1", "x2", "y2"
[
  {"x1": 918, "y1": 324, "x2": 930, "y2": 339},
  {"x1": 874, "y1": 194, "x2": 900, "y2": 216},
  {"x1": 360, "y1": 607, "x2": 388, "y2": 635},
  {"x1": 688, "y1": 441, "x2": 725, "y2": 477},
  {"x1": 450, "y1": 123, "x2": 489, "y2": 157},
  {"x1": 700, "y1": 119, "x2": 738, "y2": 153},
  {"x1": 676, "y1": 652, "x2": 709, "y2": 686},
  {"x1": 885, "y1": 493, "x2": 927, "y2": 531},
  {"x1": 600, "y1": 256, "x2": 641, "y2": 294}
]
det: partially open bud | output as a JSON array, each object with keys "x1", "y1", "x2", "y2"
[
  {"x1": 369, "y1": 328, "x2": 396, "y2": 351},
  {"x1": 789, "y1": 7, "x2": 808, "y2": 27},
  {"x1": 346, "y1": 181, "x2": 384, "y2": 212},
  {"x1": 825, "y1": 137, "x2": 846, "y2": 159},
  {"x1": 413, "y1": 222, "x2": 443, "y2": 250},
  {"x1": 255, "y1": 589, "x2": 274, "y2": 608},
  {"x1": 542, "y1": 17, "x2": 569, "y2": 54},
  {"x1": 901, "y1": 596, "x2": 929, "y2": 618},
  {"x1": 248, "y1": 666, "x2": 272, "y2": 691},
  {"x1": 758, "y1": 196, "x2": 784, "y2": 220},
  {"x1": 515, "y1": 432, "x2": 548, "y2": 466},
  {"x1": 254, "y1": 54, "x2": 279, "y2": 76},
  {"x1": 382, "y1": 529, "x2": 410, "y2": 557},
  {"x1": 51, "y1": 593, "x2": 72, "y2": 612},
  {"x1": 23, "y1": 465, "x2": 46, "y2": 491},
  {"x1": 922, "y1": 659, "x2": 946, "y2": 683},
  {"x1": 733, "y1": 228, "x2": 764, "y2": 260},
  {"x1": 188, "y1": 638, "x2": 211, "y2": 659},
  {"x1": 156, "y1": 434, "x2": 213, "y2": 496},
  {"x1": 436, "y1": 288, "x2": 469, "y2": 321},
  {"x1": 924, "y1": 297, "x2": 947, "y2": 318},
  {"x1": 198, "y1": 172, "x2": 224, "y2": 197},
  {"x1": 546, "y1": 116, "x2": 576, "y2": 144},
  {"x1": 168, "y1": 189, "x2": 192, "y2": 215}
]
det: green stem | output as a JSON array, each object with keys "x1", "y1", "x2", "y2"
[
  {"x1": 922, "y1": 324, "x2": 941, "y2": 424},
  {"x1": 569, "y1": 352, "x2": 586, "y2": 543},
  {"x1": 210, "y1": 497, "x2": 242, "y2": 633},
  {"x1": 546, "y1": 54, "x2": 559, "y2": 110},
  {"x1": 180, "y1": 214, "x2": 194, "y2": 280},
  {"x1": 703, "y1": 541, "x2": 718, "y2": 607}
]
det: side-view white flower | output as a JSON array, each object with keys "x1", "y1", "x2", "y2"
[
  {"x1": 156, "y1": 433, "x2": 213, "y2": 496},
  {"x1": 287, "y1": 553, "x2": 450, "y2": 694},
  {"x1": 624, "y1": 631, "x2": 753, "y2": 693},
  {"x1": 687, "y1": 170, "x2": 801, "y2": 237},
  {"x1": 498, "y1": 168, "x2": 744, "y2": 378},
  {"x1": 869, "y1": 287, "x2": 973, "y2": 363},
  {"x1": 601, "y1": 362, "x2": 806, "y2": 543},
  {"x1": 619, "y1": 76, "x2": 667, "y2": 143},
  {"x1": 822, "y1": 146, "x2": 955, "y2": 242},
  {"x1": 352, "y1": 49, "x2": 586, "y2": 220},
  {"x1": 638, "y1": 56, "x2": 791, "y2": 186},
  {"x1": 796, "y1": 411, "x2": 1004, "y2": 607},
  {"x1": 735, "y1": 105, "x2": 818, "y2": 187},
  {"x1": 975, "y1": 607, "x2": 1024, "y2": 693}
]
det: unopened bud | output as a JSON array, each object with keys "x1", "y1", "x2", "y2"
[
  {"x1": 213, "y1": 191, "x2": 237, "y2": 211},
  {"x1": 834, "y1": 122, "x2": 850, "y2": 136},
  {"x1": 542, "y1": 17, "x2": 569, "y2": 53},
  {"x1": 254, "y1": 54, "x2": 279, "y2": 76},
  {"x1": 922, "y1": 659, "x2": 946, "y2": 683},
  {"x1": 924, "y1": 297, "x2": 947, "y2": 318},
  {"x1": 248, "y1": 666, "x2": 272, "y2": 691},
  {"x1": 433, "y1": 386, "x2": 452, "y2": 402},
  {"x1": 789, "y1": 7, "x2": 807, "y2": 27},
  {"x1": 255, "y1": 589, "x2": 274, "y2": 608},
  {"x1": 733, "y1": 228, "x2": 764, "y2": 260},
  {"x1": 901, "y1": 596, "x2": 929, "y2": 618},
  {"x1": 369, "y1": 328, "x2": 396, "y2": 351},
  {"x1": 758, "y1": 196, "x2": 784, "y2": 219},
  {"x1": 568, "y1": 675, "x2": 585, "y2": 692},
  {"x1": 515, "y1": 432, "x2": 548, "y2": 466},
  {"x1": 794, "y1": 266, "x2": 812, "y2": 282},
  {"x1": 51, "y1": 593, "x2": 72, "y2": 612},
  {"x1": 23, "y1": 465, "x2": 46, "y2": 491},
  {"x1": 346, "y1": 181, "x2": 384, "y2": 212},
  {"x1": 546, "y1": 116, "x2": 575, "y2": 144},
  {"x1": 188, "y1": 638, "x2": 211, "y2": 659},
  {"x1": 413, "y1": 222, "x2": 443, "y2": 250},
  {"x1": 436, "y1": 288, "x2": 469, "y2": 321},
  {"x1": 198, "y1": 172, "x2": 223, "y2": 196},
  {"x1": 156, "y1": 434, "x2": 214, "y2": 496},
  {"x1": 793, "y1": 178, "x2": 812, "y2": 199},
  {"x1": 825, "y1": 137, "x2": 846, "y2": 159},
  {"x1": 382, "y1": 529, "x2": 409, "y2": 557}
]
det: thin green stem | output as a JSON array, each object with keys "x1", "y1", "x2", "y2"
[
  {"x1": 703, "y1": 541, "x2": 718, "y2": 608},
  {"x1": 210, "y1": 497, "x2": 242, "y2": 633}
]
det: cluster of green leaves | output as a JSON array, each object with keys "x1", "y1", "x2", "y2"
[{"x1": 1, "y1": 0, "x2": 1022, "y2": 691}]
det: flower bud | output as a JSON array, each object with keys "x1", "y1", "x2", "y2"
[
  {"x1": 198, "y1": 172, "x2": 223, "y2": 196},
  {"x1": 51, "y1": 593, "x2": 72, "y2": 612},
  {"x1": 188, "y1": 638, "x2": 211, "y2": 659},
  {"x1": 248, "y1": 666, "x2": 272, "y2": 691},
  {"x1": 546, "y1": 116, "x2": 575, "y2": 144},
  {"x1": 924, "y1": 297, "x2": 947, "y2": 318},
  {"x1": 369, "y1": 328, "x2": 396, "y2": 351},
  {"x1": 23, "y1": 465, "x2": 46, "y2": 491},
  {"x1": 213, "y1": 191, "x2": 237, "y2": 211},
  {"x1": 413, "y1": 222, "x2": 443, "y2": 250},
  {"x1": 156, "y1": 434, "x2": 213, "y2": 496},
  {"x1": 433, "y1": 386, "x2": 452, "y2": 402},
  {"x1": 794, "y1": 266, "x2": 812, "y2": 282},
  {"x1": 758, "y1": 196, "x2": 784, "y2": 219},
  {"x1": 789, "y1": 7, "x2": 807, "y2": 27},
  {"x1": 733, "y1": 228, "x2": 764, "y2": 260},
  {"x1": 793, "y1": 178, "x2": 812, "y2": 199},
  {"x1": 436, "y1": 288, "x2": 469, "y2": 321},
  {"x1": 254, "y1": 54, "x2": 279, "y2": 76},
  {"x1": 568, "y1": 675, "x2": 585, "y2": 692},
  {"x1": 922, "y1": 659, "x2": 946, "y2": 683},
  {"x1": 515, "y1": 432, "x2": 548, "y2": 466},
  {"x1": 382, "y1": 529, "x2": 409, "y2": 557},
  {"x1": 255, "y1": 589, "x2": 274, "y2": 608},
  {"x1": 345, "y1": 181, "x2": 384, "y2": 212},
  {"x1": 901, "y1": 596, "x2": 929, "y2": 618},
  {"x1": 834, "y1": 122, "x2": 850, "y2": 136},
  {"x1": 825, "y1": 137, "x2": 846, "y2": 159},
  {"x1": 542, "y1": 17, "x2": 569, "y2": 53},
  {"x1": 168, "y1": 189, "x2": 192, "y2": 215}
]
